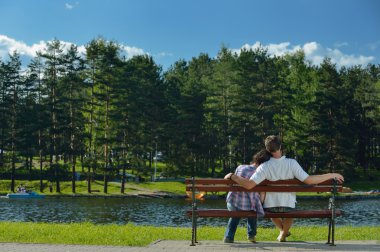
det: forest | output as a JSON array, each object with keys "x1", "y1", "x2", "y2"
[{"x1": 0, "y1": 38, "x2": 379, "y2": 193}]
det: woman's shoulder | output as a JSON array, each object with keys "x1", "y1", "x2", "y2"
[
  {"x1": 236, "y1": 164, "x2": 256, "y2": 176},
  {"x1": 236, "y1": 164, "x2": 255, "y2": 170}
]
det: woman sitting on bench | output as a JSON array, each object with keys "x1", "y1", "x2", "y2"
[{"x1": 224, "y1": 149, "x2": 271, "y2": 243}]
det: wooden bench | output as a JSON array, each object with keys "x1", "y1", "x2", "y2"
[{"x1": 185, "y1": 178, "x2": 343, "y2": 246}]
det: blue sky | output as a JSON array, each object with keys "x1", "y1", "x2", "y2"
[{"x1": 0, "y1": 0, "x2": 379, "y2": 70}]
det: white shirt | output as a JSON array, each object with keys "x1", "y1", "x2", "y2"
[{"x1": 250, "y1": 156, "x2": 309, "y2": 208}]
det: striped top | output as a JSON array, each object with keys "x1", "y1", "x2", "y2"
[{"x1": 226, "y1": 164, "x2": 264, "y2": 216}]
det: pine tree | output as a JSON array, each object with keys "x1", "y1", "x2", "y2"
[
  {"x1": 85, "y1": 39, "x2": 121, "y2": 193},
  {"x1": 280, "y1": 52, "x2": 317, "y2": 172},
  {"x1": 38, "y1": 39, "x2": 65, "y2": 192},
  {"x1": 205, "y1": 47, "x2": 238, "y2": 174},
  {"x1": 3, "y1": 52, "x2": 23, "y2": 191},
  {"x1": 60, "y1": 44, "x2": 86, "y2": 193},
  {"x1": 162, "y1": 60, "x2": 189, "y2": 175},
  {"x1": 0, "y1": 58, "x2": 6, "y2": 170},
  {"x1": 27, "y1": 55, "x2": 48, "y2": 191},
  {"x1": 312, "y1": 59, "x2": 350, "y2": 173}
]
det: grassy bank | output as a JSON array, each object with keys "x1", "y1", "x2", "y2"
[
  {"x1": 0, "y1": 222, "x2": 378, "y2": 246},
  {"x1": 1, "y1": 178, "x2": 379, "y2": 197},
  {"x1": 0, "y1": 180, "x2": 185, "y2": 195}
]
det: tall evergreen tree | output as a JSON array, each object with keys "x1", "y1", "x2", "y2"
[
  {"x1": 312, "y1": 59, "x2": 351, "y2": 173},
  {"x1": 120, "y1": 55, "x2": 165, "y2": 179},
  {"x1": 280, "y1": 52, "x2": 317, "y2": 172},
  {"x1": 86, "y1": 39, "x2": 121, "y2": 193},
  {"x1": 162, "y1": 60, "x2": 189, "y2": 175},
  {"x1": 84, "y1": 38, "x2": 103, "y2": 192},
  {"x1": 27, "y1": 55, "x2": 48, "y2": 191},
  {"x1": 60, "y1": 44, "x2": 86, "y2": 193},
  {"x1": 38, "y1": 39, "x2": 65, "y2": 192},
  {"x1": 350, "y1": 64, "x2": 380, "y2": 173},
  {"x1": 205, "y1": 47, "x2": 238, "y2": 174},
  {"x1": 234, "y1": 48, "x2": 275, "y2": 158},
  {"x1": 0, "y1": 58, "x2": 6, "y2": 170},
  {"x1": 180, "y1": 54, "x2": 212, "y2": 175},
  {"x1": 2, "y1": 52, "x2": 23, "y2": 191}
]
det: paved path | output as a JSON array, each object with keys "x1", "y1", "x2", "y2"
[{"x1": 0, "y1": 240, "x2": 379, "y2": 252}]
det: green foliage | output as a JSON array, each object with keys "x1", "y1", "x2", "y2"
[{"x1": 0, "y1": 38, "x2": 379, "y2": 188}]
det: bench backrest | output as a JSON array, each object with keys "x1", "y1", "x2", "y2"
[{"x1": 185, "y1": 178, "x2": 343, "y2": 193}]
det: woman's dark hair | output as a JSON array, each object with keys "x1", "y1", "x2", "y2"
[{"x1": 252, "y1": 149, "x2": 271, "y2": 165}]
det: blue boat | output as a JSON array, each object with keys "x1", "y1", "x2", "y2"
[{"x1": 6, "y1": 191, "x2": 45, "y2": 199}]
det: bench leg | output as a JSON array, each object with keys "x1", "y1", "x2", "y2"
[
  {"x1": 330, "y1": 218, "x2": 336, "y2": 246},
  {"x1": 195, "y1": 216, "x2": 198, "y2": 243},
  {"x1": 327, "y1": 182, "x2": 337, "y2": 246},
  {"x1": 330, "y1": 178, "x2": 338, "y2": 246},
  {"x1": 190, "y1": 177, "x2": 198, "y2": 246},
  {"x1": 327, "y1": 218, "x2": 336, "y2": 246},
  {"x1": 190, "y1": 212, "x2": 198, "y2": 246},
  {"x1": 327, "y1": 218, "x2": 332, "y2": 244},
  {"x1": 191, "y1": 213, "x2": 196, "y2": 246}
]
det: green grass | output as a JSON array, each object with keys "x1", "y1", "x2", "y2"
[
  {"x1": 0, "y1": 179, "x2": 185, "y2": 195},
  {"x1": 132, "y1": 181, "x2": 185, "y2": 194},
  {"x1": 0, "y1": 222, "x2": 378, "y2": 246},
  {"x1": 1, "y1": 179, "x2": 378, "y2": 198}
]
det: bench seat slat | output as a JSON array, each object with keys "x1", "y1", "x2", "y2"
[
  {"x1": 185, "y1": 178, "x2": 341, "y2": 186},
  {"x1": 186, "y1": 185, "x2": 341, "y2": 192},
  {"x1": 187, "y1": 209, "x2": 342, "y2": 218}
]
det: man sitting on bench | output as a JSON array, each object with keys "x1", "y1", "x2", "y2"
[{"x1": 225, "y1": 135, "x2": 344, "y2": 242}]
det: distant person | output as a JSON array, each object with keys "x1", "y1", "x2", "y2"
[
  {"x1": 225, "y1": 135, "x2": 344, "y2": 242},
  {"x1": 224, "y1": 149, "x2": 271, "y2": 243},
  {"x1": 17, "y1": 184, "x2": 26, "y2": 193}
]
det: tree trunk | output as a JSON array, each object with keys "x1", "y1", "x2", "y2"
[
  {"x1": 121, "y1": 164, "x2": 126, "y2": 194},
  {"x1": 11, "y1": 151, "x2": 15, "y2": 192},
  {"x1": 29, "y1": 156, "x2": 33, "y2": 174},
  {"x1": 72, "y1": 156, "x2": 76, "y2": 193},
  {"x1": 81, "y1": 154, "x2": 84, "y2": 173},
  {"x1": 103, "y1": 93, "x2": 109, "y2": 194},
  {"x1": 87, "y1": 165, "x2": 92, "y2": 193},
  {"x1": 39, "y1": 149, "x2": 43, "y2": 192}
]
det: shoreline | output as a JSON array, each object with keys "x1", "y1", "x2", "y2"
[{"x1": 2, "y1": 192, "x2": 380, "y2": 200}]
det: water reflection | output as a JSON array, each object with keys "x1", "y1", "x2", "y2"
[{"x1": 0, "y1": 197, "x2": 379, "y2": 227}]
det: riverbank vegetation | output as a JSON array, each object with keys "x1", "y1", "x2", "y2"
[
  {"x1": 0, "y1": 38, "x2": 379, "y2": 194},
  {"x1": 0, "y1": 179, "x2": 185, "y2": 195},
  {"x1": 1, "y1": 177, "x2": 378, "y2": 196},
  {"x1": 0, "y1": 222, "x2": 378, "y2": 246}
]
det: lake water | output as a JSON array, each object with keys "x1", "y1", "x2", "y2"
[{"x1": 0, "y1": 197, "x2": 379, "y2": 227}]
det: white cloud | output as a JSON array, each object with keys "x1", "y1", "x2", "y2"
[
  {"x1": 0, "y1": 34, "x2": 146, "y2": 62},
  {"x1": 303, "y1": 42, "x2": 374, "y2": 67},
  {"x1": 65, "y1": 2, "x2": 80, "y2": 10},
  {"x1": 121, "y1": 45, "x2": 146, "y2": 59},
  {"x1": 0, "y1": 35, "x2": 46, "y2": 58},
  {"x1": 235, "y1": 42, "x2": 301, "y2": 57},
  {"x1": 156, "y1": 52, "x2": 173, "y2": 58},
  {"x1": 303, "y1": 42, "x2": 318, "y2": 55},
  {"x1": 334, "y1": 42, "x2": 349, "y2": 48},
  {"x1": 233, "y1": 41, "x2": 375, "y2": 68},
  {"x1": 65, "y1": 3, "x2": 74, "y2": 9},
  {"x1": 1, "y1": 35, "x2": 375, "y2": 69}
]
